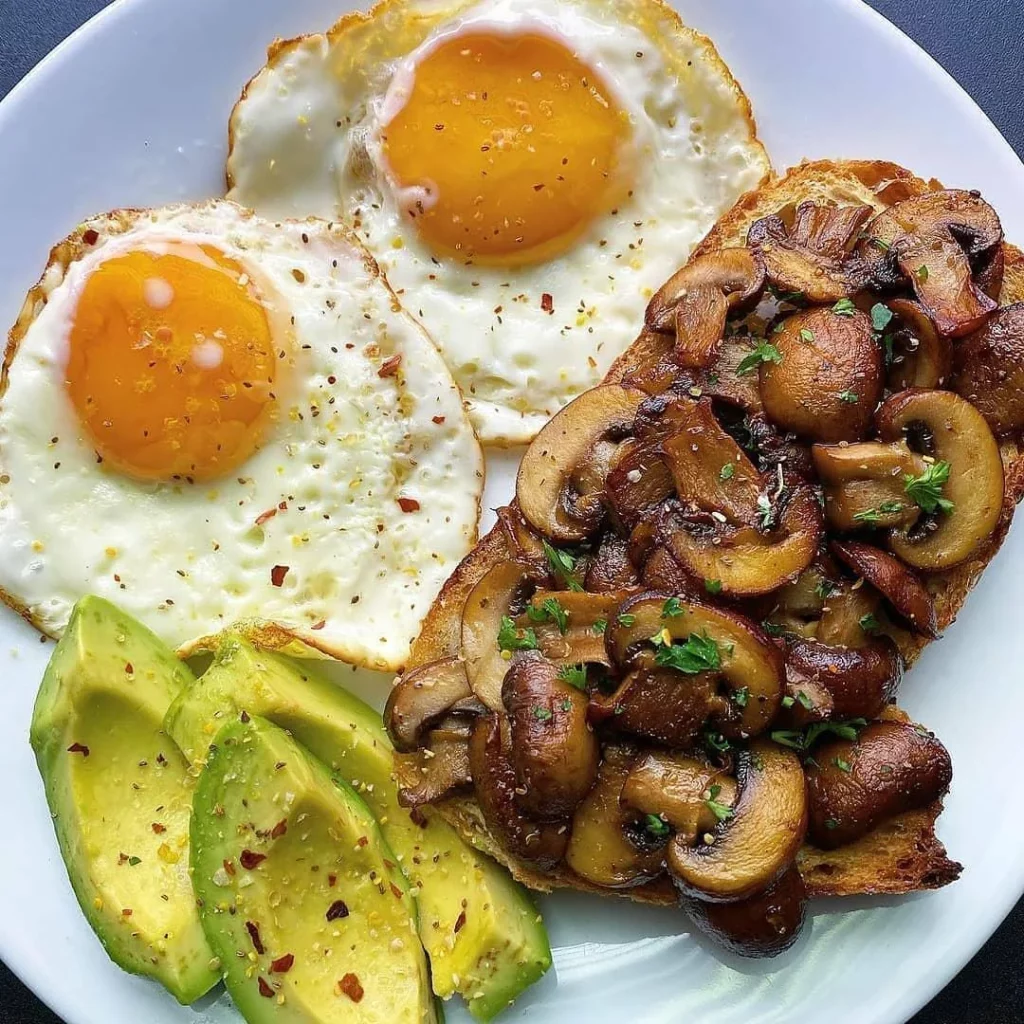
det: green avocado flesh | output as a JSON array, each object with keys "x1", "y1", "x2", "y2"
[
  {"x1": 165, "y1": 639, "x2": 551, "y2": 1020},
  {"x1": 191, "y1": 715, "x2": 435, "y2": 1023},
  {"x1": 28, "y1": 596, "x2": 218, "y2": 1005}
]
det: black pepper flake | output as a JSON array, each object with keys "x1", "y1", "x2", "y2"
[{"x1": 326, "y1": 900, "x2": 349, "y2": 921}]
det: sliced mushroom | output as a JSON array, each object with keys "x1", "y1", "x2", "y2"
[
  {"x1": 640, "y1": 545, "x2": 701, "y2": 597},
  {"x1": 681, "y1": 866, "x2": 808, "y2": 958},
  {"x1": 885, "y1": 298, "x2": 952, "y2": 391},
  {"x1": 385, "y1": 657, "x2": 471, "y2": 752},
  {"x1": 812, "y1": 440, "x2": 927, "y2": 533},
  {"x1": 585, "y1": 534, "x2": 641, "y2": 592},
  {"x1": 667, "y1": 739, "x2": 808, "y2": 903},
  {"x1": 747, "y1": 203, "x2": 872, "y2": 302},
  {"x1": 620, "y1": 752, "x2": 737, "y2": 845},
  {"x1": 953, "y1": 302, "x2": 1024, "y2": 434},
  {"x1": 502, "y1": 652, "x2": 599, "y2": 819},
  {"x1": 663, "y1": 486, "x2": 822, "y2": 598},
  {"x1": 396, "y1": 718, "x2": 473, "y2": 808},
  {"x1": 805, "y1": 721, "x2": 952, "y2": 849},
  {"x1": 462, "y1": 561, "x2": 538, "y2": 710},
  {"x1": 566, "y1": 745, "x2": 666, "y2": 889},
  {"x1": 468, "y1": 713, "x2": 568, "y2": 870},
  {"x1": 816, "y1": 583, "x2": 883, "y2": 648},
  {"x1": 876, "y1": 389, "x2": 1003, "y2": 570},
  {"x1": 760, "y1": 306, "x2": 883, "y2": 443},
  {"x1": 605, "y1": 438, "x2": 675, "y2": 535},
  {"x1": 517, "y1": 385, "x2": 645, "y2": 542},
  {"x1": 517, "y1": 589, "x2": 629, "y2": 666},
  {"x1": 691, "y1": 334, "x2": 766, "y2": 415},
  {"x1": 857, "y1": 189, "x2": 1001, "y2": 336},
  {"x1": 605, "y1": 593, "x2": 783, "y2": 737},
  {"x1": 495, "y1": 504, "x2": 549, "y2": 573},
  {"x1": 831, "y1": 540, "x2": 937, "y2": 637},
  {"x1": 645, "y1": 248, "x2": 766, "y2": 370}
]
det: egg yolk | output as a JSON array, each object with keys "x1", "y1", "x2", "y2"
[
  {"x1": 65, "y1": 247, "x2": 280, "y2": 482},
  {"x1": 381, "y1": 31, "x2": 631, "y2": 265}
]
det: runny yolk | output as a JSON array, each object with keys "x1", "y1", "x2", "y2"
[
  {"x1": 381, "y1": 31, "x2": 632, "y2": 265},
  {"x1": 65, "y1": 247, "x2": 280, "y2": 482}
]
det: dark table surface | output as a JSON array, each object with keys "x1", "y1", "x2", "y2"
[{"x1": 1, "y1": 0, "x2": 1023, "y2": 1021}]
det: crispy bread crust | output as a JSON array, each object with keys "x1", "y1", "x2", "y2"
[{"x1": 405, "y1": 159, "x2": 1024, "y2": 903}]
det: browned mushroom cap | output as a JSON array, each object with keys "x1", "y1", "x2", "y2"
[
  {"x1": 857, "y1": 189, "x2": 1001, "y2": 336},
  {"x1": 496, "y1": 504, "x2": 550, "y2": 575},
  {"x1": 876, "y1": 389, "x2": 1003, "y2": 570},
  {"x1": 588, "y1": 665, "x2": 720, "y2": 748},
  {"x1": 664, "y1": 486, "x2": 822, "y2": 598},
  {"x1": 831, "y1": 540, "x2": 937, "y2": 637},
  {"x1": 812, "y1": 440, "x2": 927, "y2": 533},
  {"x1": 953, "y1": 303, "x2": 1024, "y2": 434},
  {"x1": 645, "y1": 248, "x2": 766, "y2": 370},
  {"x1": 462, "y1": 561, "x2": 538, "y2": 710},
  {"x1": 620, "y1": 752, "x2": 737, "y2": 845},
  {"x1": 885, "y1": 298, "x2": 953, "y2": 391},
  {"x1": 605, "y1": 438, "x2": 675, "y2": 535},
  {"x1": 667, "y1": 739, "x2": 808, "y2": 903},
  {"x1": 783, "y1": 636, "x2": 902, "y2": 724},
  {"x1": 566, "y1": 745, "x2": 666, "y2": 889},
  {"x1": 385, "y1": 657, "x2": 472, "y2": 752},
  {"x1": 640, "y1": 544, "x2": 702, "y2": 597},
  {"x1": 517, "y1": 385, "x2": 645, "y2": 542},
  {"x1": 660, "y1": 398, "x2": 763, "y2": 525},
  {"x1": 816, "y1": 583, "x2": 883, "y2": 648},
  {"x1": 605, "y1": 592, "x2": 783, "y2": 736},
  {"x1": 516, "y1": 589, "x2": 631, "y2": 667},
  {"x1": 502, "y1": 652, "x2": 599, "y2": 820},
  {"x1": 747, "y1": 202, "x2": 873, "y2": 302},
  {"x1": 680, "y1": 866, "x2": 808, "y2": 958},
  {"x1": 760, "y1": 306, "x2": 883, "y2": 443},
  {"x1": 805, "y1": 721, "x2": 952, "y2": 849},
  {"x1": 692, "y1": 334, "x2": 766, "y2": 415},
  {"x1": 468, "y1": 713, "x2": 568, "y2": 870},
  {"x1": 585, "y1": 534, "x2": 641, "y2": 592},
  {"x1": 396, "y1": 718, "x2": 473, "y2": 808}
]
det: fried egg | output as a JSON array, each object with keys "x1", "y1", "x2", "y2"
[
  {"x1": 226, "y1": 0, "x2": 770, "y2": 443},
  {"x1": 0, "y1": 202, "x2": 482, "y2": 671}
]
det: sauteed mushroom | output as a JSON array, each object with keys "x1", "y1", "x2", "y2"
[
  {"x1": 953, "y1": 303, "x2": 1024, "y2": 434},
  {"x1": 885, "y1": 298, "x2": 952, "y2": 391},
  {"x1": 385, "y1": 656, "x2": 472, "y2": 752},
  {"x1": 397, "y1": 717, "x2": 473, "y2": 808}
]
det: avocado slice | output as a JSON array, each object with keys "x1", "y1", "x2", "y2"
[
  {"x1": 191, "y1": 714, "x2": 435, "y2": 1022},
  {"x1": 166, "y1": 639, "x2": 552, "y2": 1020},
  {"x1": 28, "y1": 596, "x2": 219, "y2": 1004}
]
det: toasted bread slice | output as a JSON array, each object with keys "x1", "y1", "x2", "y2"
[{"x1": 401, "y1": 159, "x2": 1024, "y2": 904}]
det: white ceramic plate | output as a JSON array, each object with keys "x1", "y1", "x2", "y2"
[{"x1": 1, "y1": 0, "x2": 1022, "y2": 1022}]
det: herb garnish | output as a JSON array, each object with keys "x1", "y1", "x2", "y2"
[
  {"x1": 592, "y1": 618, "x2": 607, "y2": 635},
  {"x1": 533, "y1": 706, "x2": 553, "y2": 722},
  {"x1": 904, "y1": 461, "x2": 954, "y2": 515},
  {"x1": 800, "y1": 328, "x2": 815, "y2": 343},
  {"x1": 557, "y1": 664, "x2": 587, "y2": 690},
  {"x1": 917, "y1": 265, "x2": 930, "y2": 282},
  {"x1": 870, "y1": 302, "x2": 894, "y2": 333},
  {"x1": 859, "y1": 613, "x2": 881, "y2": 634},
  {"x1": 643, "y1": 814, "x2": 670, "y2": 838},
  {"x1": 832, "y1": 298, "x2": 857, "y2": 317},
  {"x1": 527, "y1": 596, "x2": 569, "y2": 634},
  {"x1": 705, "y1": 784, "x2": 734, "y2": 822},
  {"x1": 617, "y1": 613, "x2": 636, "y2": 627},
  {"x1": 838, "y1": 390, "x2": 858, "y2": 404},
  {"x1": 497, "y1": 615, "x2": 539, "y2": 653},
  {"x1": 542, "y1": 540, "x2": 584, "y2": 592},
  {"x1": 661, "y1": 596, "x2": 684, "y2": 618},
  {"x1": 853, "y1": 500, "x2": 905, "y2": 524},
  {"x1": 732, "y1": 687, "x2": 749, "y2": 708},
  {"x1": 654, "y1": 631, "x2": 721, "y2": 674},
  {"x1": 705, "y1": 579, "x2": 723, "y2": 595},
  {"x1": 770, "y1": 717, "x2": 867, "y2": 751},
  {"x1": 719, "y1": 463, "x2": 736, "y2": 481},
  {"x1": 736, "y1": 340, "x2": 783, "y2": 376}
]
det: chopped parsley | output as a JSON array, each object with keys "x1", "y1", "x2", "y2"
[
  {"x1": 732, "y1": 687, "x2": 749, "y2": 708},
  {"x1": 736, "y1": 340, "x2": 783, "y2": 376},
  {"x1": 832, "y1": 298, "x2": 857, "y2": 317},
  {"x1": 834, "y1": 757, "x2": 852, "y2": 773},
  {"x1": 770, "y1": 717, "x2": 867, "y2": 752},
  {"x1": 869, "y1": 237, "x2": 891, "y2": 252},
  {"x1": 592, "y1": 618, "x2": 608, "y2": 635},
  {"x1": 917, "y1": 264, "x2": 930, "y2": 282},
  {"x1": 705, "y1": 784, "x2": 734, "y2": 822},
  {"x1": 704, "y1": 730, "x2": 731, "y2": 754},
  {"x1": 557, "y1": 663, "x2": 587, "y2": 690},
  {"x1": 527, "y1": 596, "x2": 569, "y2": 634},
  {"x1": 643, "y1": 814, "x2": 671, "y2": 838},
  {"x1": 853, "y1": 500, "x2": 905, "y2": 524},
  {"x1": 661, "y1": 596, "x2": 684, "y2": 618},
  {"x1": 654, "y1": 631, "x2": 721, "y2": 675},
  {"x1": 800, "y1": 328, "x2": 815, "y2": 343},
  {"x1": 824, "y1": 817, "x2": 840, "y2": 830},
  {"x1": 904, "y1": 461, "x2": 954, "y2": 515},
  {"x1": 756, "y1": 492, "x2": 776, "y2": 531},
  {"x1": 542, "y1": 540, "x2": 584, "y2": 592},
  {"x1": 128, "y1": 856, "x2": 142, "y2": 867},
  {"x1": 704, "y1": 579, "x2": 723, "y2": 596},
  {"x1": 838, "y1": 390, "x2": 858, "y2": 404},
  {"x1": 560, "y1": 698, "x2": 573, "y2": 712},
  {"x1": 870, "y1": 302, "x2": 894, "y2": 333},
  {"x1": 859, "y1": 612, "x2": 881, "y2": 634},
  {"x1": 497, "y1": 615, "x2": 539, "y2": 653},
  {"x1": 762, "y1": 620, "x2": 785, "y2": 638},
  {"x1": 815, "y1": 579, "x2": 839, "y2": 599},
  {"x1": 782, "y1": 690, "x2": 814, "y2": 711},
  {"x1": 719, "y1": 462, "x2": 736, "y2": 481},
  {"x1": 617, "y1": 613, "x2": 636, "y2": 627},
  {"x1": 533, "y1": 706, "x2": 553, "y2": 722}
]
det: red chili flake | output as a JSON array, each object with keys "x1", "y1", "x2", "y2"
[
  {"x1": 356, "y1": 836, "x2": 368, "y2": 848},
  {"x1": 246, "y1": 921, "x2": 265, "y2": 955},
  {"x1": 240, "y1": 850, "x2": 267, "y2": 870},
  {"x1": 541, "y1": 292, "x2": 554, "y2": 314},
  {"x1": 325, "y1": 900, "x2": 349, "y2": 921},
  {"x1": 270, "y1": 953, "x2": 294, "y2": 974},
  {"x1": 454, "y1": 910, "x2": 467, "y2": 933},
  {"x1": 338, "y1": 973, "x2": 364, "y2": 1003},
  {"x1": 270, "y1": 819, "x2": 288, "y2": 840},
  {"x1": 258, "y1": 977, "x2": 274, "y2": 999},
  {"x1": 270, "y1": 565, "x2": 289, "y2": 587},
  {"x1": 151, "y1": 823, "x2": 166, "y2": 835},
  {"x1": 118, "y1": 853, "x2": 129, "y2": 865},
  {"x1": 67, "y1": 743, "x2": 90, "y2": 757},
  {"x1": 82, "y1": 228, "x2": 99, "y2": 245},
  {"x1": 327, "y1": 375, "x2": 337, "y2": 385},
  {"x1": 390, "y1": 882, "x2": 404, "y2": 900},
  {"x1": 124, "y1": 662, "x2": 134, "y2": 674},
  {"x1": 396, "y1": 497, "x2": 420, "y2": 513},
  {"x1": 122, "y1": 908, "x2": 133, "y2": 917},
  {"x1": 222, "y1": 859, "x2": 236, "y2": 877},
  {"x1": 255, "y1": 507, "x2": 277, "y2": 527},
  {"x1": 328, "y1": 874, "x2": 337, "y2": 888},
  {"x1": 431, "y1": 415, "x2": 446, "y2": 425},
  {"x1": 310, "y1": 619, "x2": 326, "y2": 631},
  {"x1": 377, "y1": 354, "x2": 402, "y2": 378}
]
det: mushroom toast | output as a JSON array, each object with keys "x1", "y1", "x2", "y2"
[{"x1": 385, "y1": 159, "x2": 1024, "y2": 958}]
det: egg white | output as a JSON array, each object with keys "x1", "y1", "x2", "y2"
[
  {"x1": 0, "y1": 201, "x2": 483, "y2": 670},
  {"x1": 227, "y1": 0, "x2": 770, "y2": 443}
]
